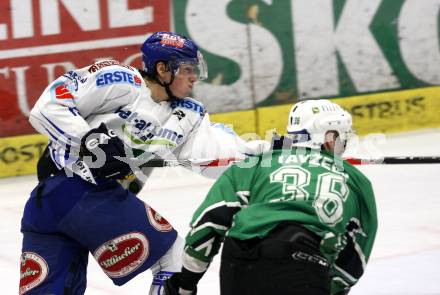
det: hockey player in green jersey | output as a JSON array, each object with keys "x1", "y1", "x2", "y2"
[{"x1": 164, "y1": 99, "x2": 378, "y2": 295}]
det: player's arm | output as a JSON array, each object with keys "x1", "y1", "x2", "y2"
[
  {"x1": 330, "y1": 178, "x2": 378, "y2": 295},
  {"x1": 30, "y1": 64, "x2": 139, "y2": 147},
  {"x1": 175, "y1": 111, "x2": 270, "y2": 178},
  {"x1": 164, "y1": 163, "x2": 256, "y2": 294},
  {"x1": 30, "y1": 77, "x2": 89, "y2": 149},
  {"x1": 184, "y1": 170, "x2": 243, "y2": 266},
  {"x1": 29, "y1": 74, "x2": 100, "y2": 177},
  {"x1": 127, "y1": 98, "x2": 205, "y2": 165},
  {"x1": 29, "y1": 71, "x2": 110, "y2": 147},
  {"x1": 30, "y1": 65, "x2": 135, "y2": 179}
]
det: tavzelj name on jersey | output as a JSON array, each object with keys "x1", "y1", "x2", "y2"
[{"x1": 96, "y1": 70, "x2": 142, "y2": 88}]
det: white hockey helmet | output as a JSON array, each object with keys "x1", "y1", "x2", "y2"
[{"x1": 286, "y1": 99, "x2": 353, "y2": 150}]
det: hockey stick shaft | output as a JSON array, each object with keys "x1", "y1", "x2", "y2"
[
  {"x1": 139, "y1": 158, "x2": 241, "y2": 168},
  {"x1": 345, "y1": 156, "x2": 440, "y2": 165},
  {"x1": 142, "y1": 156, "x2": 440, "y2": 167}
]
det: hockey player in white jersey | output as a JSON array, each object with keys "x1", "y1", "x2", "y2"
[{"x1": 19, "y1": 32, "x2": 269, "y2": 295}]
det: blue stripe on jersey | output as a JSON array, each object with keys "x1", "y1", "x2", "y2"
[
  {"x1": 46, "y1": 143, "x2": 62, "y2": 170},
  {"x1": 42, "y1": 123, "x2": 69, "y2": 148},
  {"x1": 41, "y1": 112, "x2": 65, "y2": 135},
  {"x1": 68, "y1": 107, "x2": 79, "y2": 116},
  {"x1": 151, "y1": 271, "x2": 174, "y2": 285},
  {"x1": 44, "y1": 127, "x2": 59, "y2": 141},
  {"x1": 50, "y1": 146, "x2": 63, "y2": 169},
  {"x1": 40, "y1": 112, "x2": 80, "y2": 144},
  {"x1": 65, "y1": 143, "x2": 71, "y2": 161}
]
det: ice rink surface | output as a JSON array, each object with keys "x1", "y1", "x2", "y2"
[{"x1": 1, "y1": 129, "x2": 440, "y2": 295}]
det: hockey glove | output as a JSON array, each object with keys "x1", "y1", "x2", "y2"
[
  {"x1": 37, "y1": 144, "x2": 60, "y2": 181},
  {"x1": 271, "y1": 133, "x2": 293, "y2": 150},
  {"x1": 164, "y1": 268, "x2": 204, "y2": 295},
  {"x1": 80, "y1": 123, "x2": 132, "y2": 180}
]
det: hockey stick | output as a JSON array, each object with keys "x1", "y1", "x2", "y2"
[
  {"x1": 345, "y1": 156, "x2": 440, "y2": 165},
  {"x1": 141, "y1": 156, "x2": 440, "y2": 168},
  {"x1": 140, "y1": 158, "x2": 240, "y2": 168}
]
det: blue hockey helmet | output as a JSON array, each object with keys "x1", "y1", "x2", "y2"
[{"x1": 140, "y1": 32, "x2": 208, "y2": 81}]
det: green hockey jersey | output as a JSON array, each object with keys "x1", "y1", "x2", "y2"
[{"x1": 183, "y1": 148, "x2": 377, "y2": 294}]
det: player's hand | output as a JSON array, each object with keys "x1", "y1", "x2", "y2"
[
  {"x1": 271, "y1": 133, "x2": 293, "y2": 150},
  {"x1": 163, "y1": 272, "x2": 197, "y2": 295},
  {"x1": 80, "y1": 123, "x2": 132, "y2": 180}
]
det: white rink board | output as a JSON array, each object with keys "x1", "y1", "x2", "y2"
[{"x1": 1, "y1": 129, "x2": 440, "y2": 295}]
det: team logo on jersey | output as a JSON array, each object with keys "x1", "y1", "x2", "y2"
[
  {"x1": 19, "y1": 252, "x2": 49, "y2": 295},
  {"x1": 170, "y1": 99, "x2": 205, "y2": 116},
  {"x1": 63, "y1": 70, "x2": 87, "y2": 91},
  {"x1": 146, "y1": 205, "x2": 173, "y2": 232},
  {"x1": 93, "y1": 232, "x2": 149, "y2": 278},
  {"x1": 96, "y1": 70, "x2": 142, "y2": 88},
  {"x1": 172, "y1": 110, "x2": 186, "y2": 121},
  {"x1": 53, "y1": 83, "x2": 74, "y2": 100},
  {"x1": 115, "y1": 106, "x2": 184, "y2": 146}
]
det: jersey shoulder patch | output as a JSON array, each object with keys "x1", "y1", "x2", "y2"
[
  {"x1": 170, "y1": 97, "x2": 205, "y2": 116},
  {"x1": 87, "y1": 60, "x2": 136, "y2": 73},
  {"x1": 95, "y1": 69, "x2": 143, "y2": 88},
  {"x1": 87, "y1": 60, "x2": 142, "y2": 89}
]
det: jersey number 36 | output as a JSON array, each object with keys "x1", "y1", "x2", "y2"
[{"x1": 269, "y1": 166, "x2": 349, "y2": 226}]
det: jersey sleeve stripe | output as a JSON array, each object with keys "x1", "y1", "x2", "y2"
[
  {"x1": 40, "y1": 112, "x2": 80, "y2": 143},
  {"x1": 190, "y1": 222, "x2": 229, "y2": 236},
  {"x1": 191, "y1": 201, "x2": 243, "y2": 227}
]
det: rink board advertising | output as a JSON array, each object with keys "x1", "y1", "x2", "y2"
[
  {"x1": 0, "y1": 1, "x2": 170, "y2": 137},
  {"x1": 2, "y1": 0, "x2": 440, "y2": 178}
]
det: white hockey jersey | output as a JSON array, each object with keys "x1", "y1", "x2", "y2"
[{"x1": 29, "y1": 60, "x2": 269, "y2": 187}]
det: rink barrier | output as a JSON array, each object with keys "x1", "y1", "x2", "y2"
[
  {"x1": 0, "y1": 134, "x2": 47, "y2": 178},
  {"x1": 1, "y1": 86, "x2": 440, "y2": 178},
  {"x1": 211, "y1": 86, "x2": 440, "y2": 138}
]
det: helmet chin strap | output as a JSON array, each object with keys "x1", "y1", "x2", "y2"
[
  {"x1": 164, "y1": 81, "x2": 177, "y2": 100},
  {"x1": 154, "y1": 72, "x2": 178, "y2": 100}
]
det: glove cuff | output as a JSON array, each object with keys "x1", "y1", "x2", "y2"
[
  {"x1": 271, "y1": 134, "x2": 293, "y2": 150},
  {"x1": 179, "y1": 267, "x2": 204, "y2": 291},
  {"x1": 178, "y1": 288, "x2": 194, "y2": 295}
]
